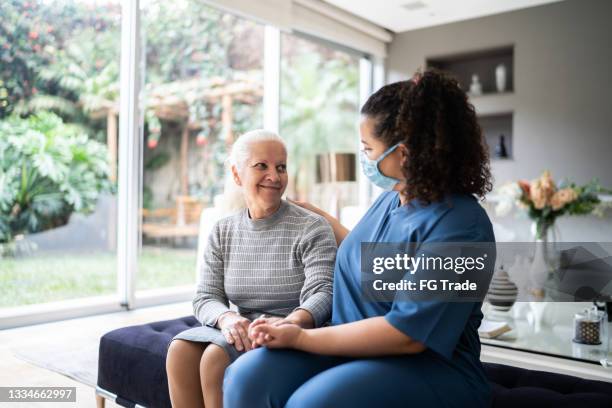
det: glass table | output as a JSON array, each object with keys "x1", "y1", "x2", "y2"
[{"x1": 481, "y1": 302, "x2": 612, "y2": 366}]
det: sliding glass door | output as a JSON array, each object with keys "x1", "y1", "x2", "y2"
[
  {"x1": 136, "y1": 1, "x2": 264, "y2": 294},
  {"x1": 0, "y1": 0, "x2": 121, "y2": 311},
  {"x1": 280, "y1": 32, "x2": 361, "y2": 222},
  {"x1": 0, "y1": 0, "x2": 374, "y2": 325}
]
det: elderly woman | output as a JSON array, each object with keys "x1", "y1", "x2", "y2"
[{"x1": 165, "y1": 130, "x2": 336, "y2": 408}]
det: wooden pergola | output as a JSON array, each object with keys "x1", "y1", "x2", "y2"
[
  {"x1": 90, "y1": 76, "x2": 262, "y2": 241},
  {"x1": 91, "y1": 75, "x2": 263, "y2": 195}
]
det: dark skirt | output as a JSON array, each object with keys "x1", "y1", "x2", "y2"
[{"x1": 172, "y1": 325, "x2": 244, "y2": 363}]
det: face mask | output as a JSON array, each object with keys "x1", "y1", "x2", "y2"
[{"x1": 359, "y1": 143, "x2": 402, "y2": 190}]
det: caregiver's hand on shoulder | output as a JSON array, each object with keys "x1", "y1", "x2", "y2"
[
  {"x1": 288, "y1": 199, "x2": 328, "y2": 218},
  {"x1": 250, "y1": 323, "x2": 304, "y2": 349},
  {"x1": 289, "y1": 198, "x2": 349, "y2": 246},
  {"x1": 218, "y1": 312, "x2": 253, "y2": 352}
]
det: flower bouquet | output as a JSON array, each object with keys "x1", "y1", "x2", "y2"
[
  {"x1": 515, "y1": 171, "x2": 610, "y2": 240},
  {"x1": 495, "y1": 171, "x2": 610, "y2": 301}
]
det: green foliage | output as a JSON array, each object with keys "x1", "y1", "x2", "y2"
[
  {"x1": 0, "y1": 248, "x2": 195, "y2": 306},
  {"x1": 2, "y1": 0, "x2": 359, "y2": 212},
  {"x1": 145, "y1": 151, "x2": 171, "y2": 171},
  {"x1": 562, "y1": 178, "x2": 611, "y2": 216},
  {"x1": 0, "y1": 0, "x2": 121, "y2": 120},
  {"x1": 139, "y1": 1, "x2": 264, "y2": 203},
  {"x1": 142, "y1": 2, "x2": 236, "y2": 84},
  {"x1": 0, "y1": 112, "x2": 112, "y2": 243},
  {"x1": 0, "y1": 0, "x2": 53, "y2": 117}
]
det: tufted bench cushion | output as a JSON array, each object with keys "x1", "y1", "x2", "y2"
[
  {"x1": 97, "y1": 316, "x2": 612, "y2": 407},
  {"x1": 484, "y1": 362, "x2": 612, "y2": 407},
  {"x1": 97, "y1": 315, "x2": 200, "y2": 408}
]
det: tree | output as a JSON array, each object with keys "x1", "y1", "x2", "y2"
[
  {"x1": 0, "y1": 0, "x2": 121, "y2": 121},
  {"x1": 0, "y1": 0, "x2": 55, "y2": 118}
]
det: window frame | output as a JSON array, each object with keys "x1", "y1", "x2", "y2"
[{"x1": 0, "y1": 1, "x2": 379, "y2": 329}]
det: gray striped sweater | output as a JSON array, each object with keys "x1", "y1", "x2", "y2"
[{"x1": 193, "y1": 200, "x2": 337, "y2": 328}]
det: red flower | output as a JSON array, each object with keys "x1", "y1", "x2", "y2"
[
  {"x1": 29, "y1": 31, "x2": 39, "y2": 40},
  {"x1": 196, "y1": 134, "x2": 207, "y2": 146},
  {"x1": 518, "y1": 180, "x2": 531, "y2": 199}
]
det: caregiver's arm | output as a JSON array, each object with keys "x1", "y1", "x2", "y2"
[
  {"x1": 251, "y1": 316, "x2": 426, "y2": 357},
  {"x1": 289, "y1": 199, "x2": 350, "y2": 245}
]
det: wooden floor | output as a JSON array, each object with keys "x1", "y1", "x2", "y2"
[{"x1": 0, "y1": 301, "x2": 192, "y2": 408}]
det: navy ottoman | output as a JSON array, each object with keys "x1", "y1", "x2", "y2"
[
  {"x1": 484, "y1": 362, "x2": 612, "y2": 407},
  {"x1": 97, "y1": 316, "x2": 612, "y2": 408},
  {"x1": 97, "y1": 315, "x2": 199, "y2": 408}
]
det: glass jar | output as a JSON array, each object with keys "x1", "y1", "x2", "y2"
[{"x1": 573, "y1": 306, "x2": 605, "y2": 345}]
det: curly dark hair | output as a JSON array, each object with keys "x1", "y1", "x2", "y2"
[{"x1": 361, "y1": 68, "x2": 493, "y2": 204}]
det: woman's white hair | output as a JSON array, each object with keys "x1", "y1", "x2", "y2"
[
  {"x1": 217, "y1": 129, "x2": 287, "y2": 212},
  {"x1": 227, "y1": 129, "x2": 286, "y2": 170}
]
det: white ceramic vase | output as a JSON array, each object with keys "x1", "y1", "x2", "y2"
[
  {"x1": 495, "y1": 64, "x2": 507, "y2": 92},
  {"x1": 469, "y1": 74, "x2": 482, "y2": 95}
]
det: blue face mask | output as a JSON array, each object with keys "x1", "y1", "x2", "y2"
[{"x1": 359, "y1": 143, "x2": 402, "y2": 190}]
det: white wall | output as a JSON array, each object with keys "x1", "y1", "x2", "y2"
[{"x1": 386, "y1": 0, "x2": 612, "y2": 241}]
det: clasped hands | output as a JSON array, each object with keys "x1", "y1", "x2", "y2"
[{"x1": 218, "y1": 312, "x2": 303, "y2": 352}]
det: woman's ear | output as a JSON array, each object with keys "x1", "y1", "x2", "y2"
[
  {"x1": 398, "y1": 144, "x2": 409, "y2": 166},
  {"x1": 231, "y1": 165, "x2": 242, "y2": 186}
]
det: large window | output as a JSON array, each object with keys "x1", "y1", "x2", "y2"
[
  {"x1": 280, "y1": 33, "x2": 361, "y2": 220},
  {"x1": 0, "y1": 0, "x2": 121, "y2": 308},
  {"x1": 0, "y1": 0, "x2": 374, "y2": 325},
  {"x1": 137, "y1": 1, "x2": 264, "y2": 292}
]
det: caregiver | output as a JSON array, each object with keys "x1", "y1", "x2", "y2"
[{"x1": 223, "y1": 69, "x2": 496, "y2": 408}]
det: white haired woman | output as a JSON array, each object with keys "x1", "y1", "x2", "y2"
[{"x1": 165, "y1": 129, "x2": 337, "y2": 408}]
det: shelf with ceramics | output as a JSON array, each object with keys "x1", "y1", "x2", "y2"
[
  {"x1": 479, "y1": 113, "x2": 513, "y2": 160},
  {"x1": 426, "y1": 45, "x2": 514, "y2": 96}
]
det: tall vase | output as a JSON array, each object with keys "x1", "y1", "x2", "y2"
[
  {"x1": 529, "y1": 220, "x2": 555, "y2": 298},
  {"x1": 529, "y1": 238, "x2": 549, "y2": 296},
  {"x1": 495, "y1": 64, "x2": 507, "y2": 92},
  {"x1": 528, "y1": 220, "x2": 553, "y2": 331}
]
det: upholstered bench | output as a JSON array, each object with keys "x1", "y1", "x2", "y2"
[
  {"x1": 97, "y1": 316, "x2": 199, "y2": 408},
  {"x1": 484, "y1": 362, "x2": 612, "y2": 407},
  {"x1": 96, "y1": 316, "x2": 612, "y2": 408}
]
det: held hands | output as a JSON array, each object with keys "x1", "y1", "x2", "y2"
[
  {"x1": 218, "y1": 312, "x2": 253, "y2": 352},
  {"x1": 248, "y1": 319, "x2": 304, "y2": 349},
  {"x1": 219, "y1": 313, "x2": 304, "y2": 351},
  {"x1": 247, "y1": 315, "x2": 293, "y2": 348}
]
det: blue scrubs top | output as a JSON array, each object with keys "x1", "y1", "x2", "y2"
[{"x1": 331, "y1": 191, "x2": 495, "y2": 390}]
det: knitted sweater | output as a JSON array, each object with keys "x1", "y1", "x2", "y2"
[{"x1": 193, "y1": 200, "x2": 337, "y2": 328}]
